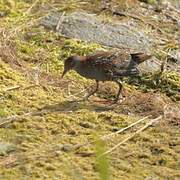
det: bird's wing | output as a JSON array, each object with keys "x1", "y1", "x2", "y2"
[
  {"x1": 86, "y1": 51, "x2": 131, "y2": 71},
  {"x1": 86, "y1": 51, "x2": 147, "y2": 77},
  {"x1": 87, "y1": 51, "x2": 151, "y2": 65},
  {"x1": 86, "y1": 51, "x2": 151, "y2": 78}
]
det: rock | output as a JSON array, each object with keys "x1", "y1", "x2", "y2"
[
  {"x1": 139, "y1": 52, "x2": 180, "y2": 74},
  {"x1": 40, "y1": 12, "x2": 154, "y2": 52},
  {"x1": 138, "y1": 57, "x2": 162, "y2": 74}
]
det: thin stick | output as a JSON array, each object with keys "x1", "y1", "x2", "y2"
[
  {"x1": 158, "y1": 49, "x2": 177, "y2": 59},
  {"x1": 66, "y1": 88, "x2": 86, "y2": 101},
  {"x1": 112, "y1": 10, "x2": 163, "y2": 33},
  {"x1": 100, "y1": 116, "x2": 150, "y2": 141},
  {"x1": 98, "y1": 115, "x2": 162, "y2": 157},
  {"x1": 23, "y1": 84, "x2": 39, "y2": 90},
  {"x1": 0, "y1": 111, "x2": 42, "y2": 127},
  {"x1": 24, "y1": 0, "x2": 40, "y2": 15},
  {"x1": 0, "y1": 115, "x2": 21, "y2": 127},
  {"x1": 2, "y1": 85, "x2": 21, "y2": 92},
  {"x1": 1, "y1": 84, "x2": 39, "y2": 93},
  {"x1": 56, "y1": 12, "x2": 65, "y2": 31},
  {"x1": 75, "y1": 116, "x2": 150, "y2": 149},
  {"x1": 9, "y1": 16, "x2": 42, "y2": 38},
  {"x1": 167, "y1": 4, "x2": 180, "y2": 14}
]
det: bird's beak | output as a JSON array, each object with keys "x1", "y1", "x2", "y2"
[{"x1": 61, "y1": 69, "x2": 67, "y2": 78}]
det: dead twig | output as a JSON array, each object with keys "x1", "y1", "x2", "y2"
[
  {"x1": 23, "y1": 84, "x2": 39, "y2": 90},
  {"x1": 160, "y1": 57, "x2": 167, "y2": 73},
  {"x1": 24, "y1": 0, "x2": 40, "y2": 15},
  {"x1": 112, "y1": 10, "x2": 164, "y2": 33},
  {"x1": 0, "y1": 113, "x2": 31, "y2": 127},
  {"x1": 98, "y1": 115, "x2": 163, "y2": 157},
  {"x1": 75, "y1": 116, "x2": 150, "y2": 149},
  {"x1": 65, "y1": 82, "x2": 86, "y2": 101},
  {"x1": 163, "y1": 11, "x2": 179, "y2": 23},
  {"x1": 0, "y1": 110, "x2": 46, "y2": 127},
  {"x1": 166, "y1": 4, "x2": 180, "y2": 14},
  {"x1": 2, "y1": 86, "x2": 21, "y2": 92},
  {"x1": 56, "y1": 12, "x2": 65, "y2": 31},
  {"x1": 100, "y1": 116, "x2": 150, "y2": 141},
  {"x1": 0, "y1": 84, "x2": 39, "y2": 93}
]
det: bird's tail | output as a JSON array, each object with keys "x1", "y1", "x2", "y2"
[{"x1": 131, "y1": 53, "x2": 152, "y2": 64}]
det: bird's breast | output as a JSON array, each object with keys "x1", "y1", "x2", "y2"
[{"x1": 75, "y1": 65, "x2": 110, "y2": 81}]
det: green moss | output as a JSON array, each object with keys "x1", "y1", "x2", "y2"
[
  {"x1": 0, "y1": 0, "x2": 179, "y2": 179},
  {"x1": 60, "y1": 39, "x2": 104, "y2": 59},
  {"x1": 0, "y1": 56, "x2": 179, "y2": 179},
  {"x1": 127, "y1": 72, "x2": 180, "y2": 100},
  {"x1": 0, "y1": 105, "x2": 7, "y2": 117}
]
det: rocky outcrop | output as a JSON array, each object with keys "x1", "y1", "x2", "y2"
[{"x1": 40, "y1": 12, "x2": 155, "y2": 52}]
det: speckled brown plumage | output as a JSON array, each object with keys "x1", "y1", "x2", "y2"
[{"x1": 62, "y1": 50, "x2": 151, "y2": 103}]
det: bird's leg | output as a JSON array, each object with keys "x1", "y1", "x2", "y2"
[
  {"x1": 83, "y1": 80, "x2": 99, "y2": 100},
  {"x1": 113, "y1": 80, "x2": 123, "y2": 103}
]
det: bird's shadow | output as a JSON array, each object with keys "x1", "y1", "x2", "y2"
[{"x1": 37, "y1": 99, "x2": 116, "y2": 116}]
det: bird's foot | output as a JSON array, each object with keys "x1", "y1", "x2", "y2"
[
  {"x1": 107, "y1": 96, "x2": 125, "y2": 106},
  {"x1": 80, "y1": 92, "x2": 94, "y2": 102}
]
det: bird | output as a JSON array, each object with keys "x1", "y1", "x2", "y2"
[{"x1": 62, "y1": 50, "x2": 152, "y2": 103}]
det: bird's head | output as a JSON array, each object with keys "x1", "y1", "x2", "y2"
[{"x1": 62, "y1": 56, "x2": 83, "y2": 78}]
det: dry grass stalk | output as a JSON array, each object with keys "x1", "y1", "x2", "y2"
[
  {"x1": 0, "y1": 110, "x2": 45, "y2": 127},
  {"x1": 2, "y1": 86, "x2": 21, "y2": 92},
  {"x1": 75, "y1": 116, "x2": 150, "y2": 149},
  {"x1": 0, "y1": 28, "x2": 23, "y2": 67},
  {"x1": 100, "y1": 116, "x2": 150, "y2": 141},
  {"x1": 56, "y1": 11, "x2": 66, "y2": 31},
  {"x1": 24, "y1": 0, "x2": 40, "y2": 15},
  {"x1": 110, "y1": 9, "x2": 164, "y2": 33},
  {"x1": 98, "y1": 115, "x2": 163, "y2": 157}
]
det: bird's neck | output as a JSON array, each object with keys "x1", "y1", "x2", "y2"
[
  {"x1": 76, "y1": 56, "x2": 87, "y2": 62},
  {"x1": 73, "y1": 56, "x2": 86, "y2": 70}
]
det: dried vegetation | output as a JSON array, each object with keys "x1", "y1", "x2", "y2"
[{"x1": 0, "y1": 0, "x2": 179, "y2": 179}]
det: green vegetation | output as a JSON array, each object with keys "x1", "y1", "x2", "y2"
[
  {"x1": 96, "y1": 140, "x2": 110, "y2": 180},
  {"x1": 127, "y1": 71, "x2": 180, "y2": 101},
  {"x1": 0, "y1": 0, "x2": 179, "y2": 179}
]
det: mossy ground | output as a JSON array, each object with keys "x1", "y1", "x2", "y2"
[{"x1": 0, "y1": 0, "x2": 179, "y2": 179}]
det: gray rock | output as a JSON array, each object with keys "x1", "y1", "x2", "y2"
[
  {"x1": 40, "y1": 12, "x2": 154, "y2": 52},
  {"x1": 138, "y1": 57, "x2": 162, "y2": 74},
  {"x1": 138, "y1": 54, "x2": 180, "y2": 74}
]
